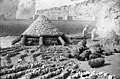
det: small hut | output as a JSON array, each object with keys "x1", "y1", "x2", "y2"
[{"x1": 12, "y1": 16, "x2": 70, "y2": 46}]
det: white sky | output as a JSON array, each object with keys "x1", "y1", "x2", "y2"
[{"x1": 36, "y1": 0, "x2": 87, "y2": 10}]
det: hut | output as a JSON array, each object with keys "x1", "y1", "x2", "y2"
[{"x1": 12, "y1": 16, "x2": 70, "y2": 46}]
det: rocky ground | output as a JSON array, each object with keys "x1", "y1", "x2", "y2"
[{"x1": 0, "y1": 37, "x2": 120, "y2": 79}]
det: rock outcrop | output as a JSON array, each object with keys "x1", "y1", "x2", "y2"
[
  {"x1": 96, "y1": 0, "x2": 120, "y2": 38},
  {"x1": 16, "y1": 0, "x2": 87, "y2": 19},
  {"x1": 35, "y1": 0, "x2": 100, "y2": 20}
]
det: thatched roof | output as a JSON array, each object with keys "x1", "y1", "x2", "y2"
[{"x1": 22, "y1": 16, "x2": 63, "y2": 36}]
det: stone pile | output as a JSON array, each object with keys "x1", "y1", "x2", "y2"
[{"x1": 22, "y1": 15, "x2": 63, "y2": 36}]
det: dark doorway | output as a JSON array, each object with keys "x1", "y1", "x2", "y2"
[{"x1": 43, "y1": 36, "x2": 62, "y2": 46}]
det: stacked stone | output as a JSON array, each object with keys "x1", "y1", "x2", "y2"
[{"x1": 22, "y1": 16, "x2": 63, "y2": 36}]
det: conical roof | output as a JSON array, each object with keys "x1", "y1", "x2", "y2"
[{"x1": 22, "y1": 16, "x2": 63, "y2": 36}]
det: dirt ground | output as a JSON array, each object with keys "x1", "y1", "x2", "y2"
[{"x1": 0, "y1": 36, "x2": 120, "y2": 77}]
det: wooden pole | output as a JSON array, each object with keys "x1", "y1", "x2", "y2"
[
  {"x1": 39, "y1": 37, "x2": 43, "y2": 46},
  {"x1": 63, "y1": 35, "x2": 72, "y2": 44},
  {"x1": 11, "y1": 36, "x2": 22, "y2": 45},
  {"x1": 19, "y1": 36, "x2": 26, "y2": 45},
  {"x1": 58, "y1": 36, "x2": 66, "y2": 46}
]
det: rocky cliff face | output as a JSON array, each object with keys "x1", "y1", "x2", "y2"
[
  {"x1": 96, "y1": 0, "x2": 120, "y2": 38},
  {"x1": 35, "y1": 0, "x2": 100, "y2": 20},
  {"x1": 0, "y1": 0, "x2": 87, "y2": 20},
  {"x1": 16, "y1": 0, "x2": 87, "y2": 19}
]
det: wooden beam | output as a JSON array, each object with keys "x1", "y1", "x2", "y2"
[
  {"x1": 58, "y1": 36, "x2": 66, "y2": 46},
  {"x1": 19, "y1": 36, "x2": 26, "y2": 45},
  {"x1": 39, "y1": 37, "x2": 43, "y2": 46}
]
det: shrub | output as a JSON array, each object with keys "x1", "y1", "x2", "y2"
[
  {"x1": 65, "y1": 53, "x2": 73, "y2": 58},
  {"x1": 78, "y1": 46, "x2": 85, "y2": 54},
  {"x1": 81, "y1": 39, "x2": 87, "y2": 47},
  {"x1": 70, "y1": 47, "x2": 80, "y2": 58},
  {"x1": 114, "y1": 47, "x2": 120, "y2": 53},
  {"x1": 89, "y1": 53, "x2": 101, "y2": 60},
  {"x1": 103, "y1": 49, "x2": 113, "y2": 56},
  {"x1": 88, "y1": 58, "x2": 105, "y2": 68},
  {"x1": 92, "y1": 43, "x2": 103, "y2": 48},
  {"x1": 78, "y1": 50, "x2": 91, "y2": 61},
  {"x1": 90, "y1": 47, "x2": 103, "y2": 54}
]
